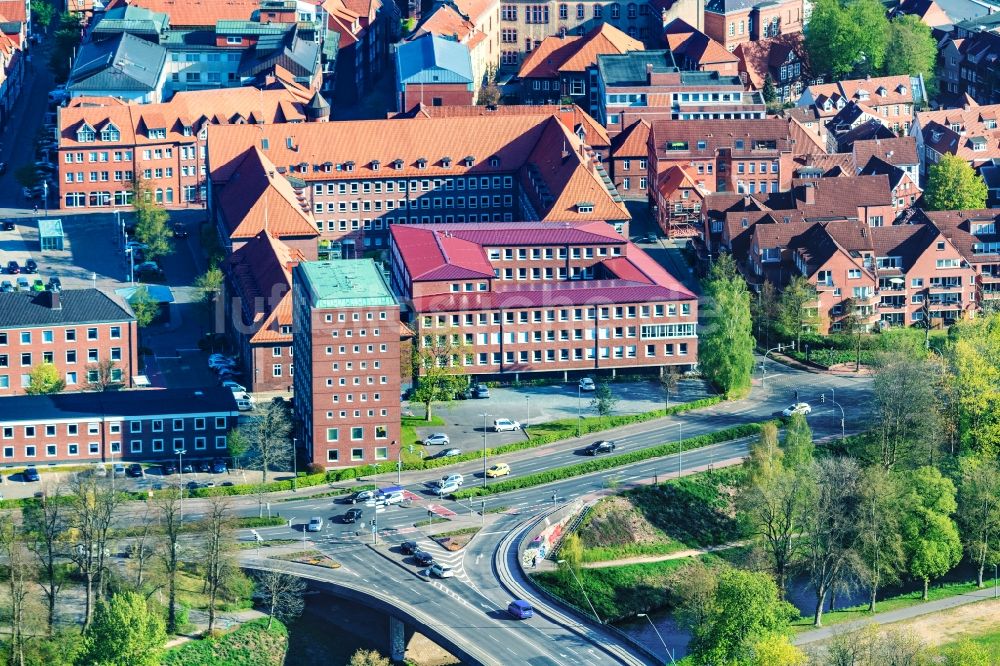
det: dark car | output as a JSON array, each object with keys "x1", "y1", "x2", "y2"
[
  {"x1": 161, "y1": 463, "x2": 176, "y2": 475},
  {"x1": 186, "y1": 480, "x2": 201, "y2": 490},
  {"x1": 474, "y1": 383, "x2": 490, "y2": 398},
  {"x1": 181, "y1": 463, "x2": 194, "y2": 474},
  {"x1": 23, "y1": 259, "x2": 37, "y2": 274},
  {"x1": 0, "y1": 281, "x2": 12, "y2": 293},
  {"x1": 126, "y1": 463, "x2": 144, "y2": 478},
  {"x1": 211, "y1": 459, "x2": 227, "y2": 474},
  {"x1": 400, "y1": 540, "x2": 419, "y2": 555},
  {"x1": 585, "y1": 440, "x2": 616, "y2": 456},
  {"x1": 343, "y1": 508, "x2": 364, "y2": 523},
  {"x1": 1, "y1": 220, "x2": 13, "y2": 231},
  {"x1": 6, "y1": 260, "x2": 19, "y2": 274},
  {"x1": 23, "y1": 467, "x2": 40, "y2": 482},
  {"x1": 172, "y1": 227, "x2": 189, "y2": 238},
  {"x1": 47, "y1": 276, "x2": 61, "y2": 291},
  {"x1": 412, "y1": 550, "x2": 434, "y2": 566},
  {"x1": 197, "y1": 461, "x2": 212, "y2": 473}
]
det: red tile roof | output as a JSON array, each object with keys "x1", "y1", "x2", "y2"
[
  {"x1": 610, "y1": 119, "x2": 650, "y2": 158},
  {"x1": 224, "y1": 231, "x2": 303, "y2": 344},
  {"x1": 664, "y1": 18, "x2": 737, "y2": 68},
  {"x1": 518, "y1": 23, "x2": 643, "y2": 79},
  {"x1": 126, "y1": 0, "x2": 258, "y2": 26},
  {"x1": 650, "y1": 118, "x2": 808, "y2": 159},
  {"x1": 411, "y1": 280, "x2": 692, "y2": 312}
]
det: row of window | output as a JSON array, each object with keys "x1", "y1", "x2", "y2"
[
  {"x1": 431, "y1": 324, "x2": 696, "y2": 346},
  {"x1": 170, "y1": 50, "x2": 243, "y2": 62},
  {"x1": 0, "y1": 436, "x2": 226, "y2": 458},
  {"x1": 64, "y1": 186, "x2": 199, "y2": 207},
  {"x1": 64, "y1": 149, "x2": 133, "y2": 162},
  {"x1": 417, "y1": 343, "x2": 692, "y2": 367},
  {"x1": 0, "y1": 347, "x2": 123, "y2": 367},
  {"x1": 65, "y1": 170, "x2": 134, "y2": 183},
  {"x1": 312, "y1": 176, "x2": 513, "y2": 195},
  {"x1": 313, "y1": 194, "x2": 513, "y2": 214},
  {"x1": 0, "y1": 327, "x2": 122, "y2": 345},
  {"x1": 325, "y1": 425, "x2": 389, "y2": 442},
  {"x1": 420, "y1": 303, "x2": 691, "y2": 328},
  {"x1": 325, "y1": 445, "x2": 390, "y2": 463},
  {"x1": 0, "y1": 368, "x2": 122, "y2": 390},
  {"x1": 503, "y1": 2, "x2": 646, "y2": 21}
]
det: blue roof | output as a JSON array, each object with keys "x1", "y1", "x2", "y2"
[{"x1": 396, "y1": 34, "x2": 474, "y2": 88}]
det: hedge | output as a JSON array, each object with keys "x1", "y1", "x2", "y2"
[{"x1": 451, "y1": 421, "x2": 772, "y2": 499}]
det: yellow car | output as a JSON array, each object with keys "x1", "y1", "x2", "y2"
[{"x1": 486, "y1": 463, "x2": 511, "y2": 478}]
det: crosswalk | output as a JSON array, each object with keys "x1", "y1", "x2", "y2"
[{"x1": 409, "y1": 537, "x2": 470, "y2": 582}]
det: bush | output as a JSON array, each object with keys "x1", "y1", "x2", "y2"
[
  {"x1": 305, "y1": 463, "x2": 325, "y2": 475},
  {"x1": 235, "y1": 517, "x2": 286, "y2": 528},
  {"x1": 161, "y1": 618, "x2": 288, "y2": 666}
]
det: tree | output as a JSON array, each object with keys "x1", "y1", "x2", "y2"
[
  {"x1": 25, "y1": 362, "x2": 65, "y2": 395},
  {"x1": 762, "y1": 74, "x2": 777, "y2": 105},
  {"x1": 124, "y1": 502, "x2": 156, "y2": 594},
  {"x1": 901, "y1": 466, "x2": 962, "y2": 599},
  {"x1": 689, "y1": 569, "x2": 798, "y2": 665},
  {"x1": 0, "y1": 521, "x2": 32, "y2": 666},
  {"x1": 949, "y1": 316, "x2": 1000, "y2": 458},
  {"x1": 240, "y1": 400, "x2": 293, "y2": 483},
  {"x1": 23, "y1": 489, "x2": 67, "y2": 633},
  {"x1": 956, "y1": 457, "x2": 1000, "y2": 587},
  {"x1": 85, "y1": 359, "x2": 122, "y2": 391},
  {"x1": 254, "y1": 570, "x2": 306, "y2": 630},
  {"x1": 659, "y1": 368, "x2": 679, "y2": 411},
  {"x1": 32, "y1": 0, "x2": 56, "y2": 26},
  {"x1": 700, "y1": 254, "x2": 755, "y2": 398},
  {"x1": 803, "y1": 458, "x2": 863, "y2": 626},
  {"x1": 746, "y1": 635, "x2": 807, "y2": 666},
  {"x1": 838, "y1": 296, "x2": 865, "y2": 371},
  {"x1": 15, "y1": 164, "x2": 40, "y2": 189},
  {"x1": 884, "y1": 15, "x2": 938, "y2": 95},
  {"x1": 778, "y1": 276, "x2": 818, "y2": 349},
  {"x1": 201, "y1": 497, "x2": 235, "y2": 632},
  {"x1": 782, "y1": 413, "x2": 814, "y2": 470},
  {"x1": 870, "y1": 353, "x2": 942, "y2": 469},
  {"x1": 157, "y1": 486, "x2": 184, "y2": 634},
  {"x1": 349, "y1": 649, "x2": 391, "y2": 666},
  {"x1": 194, "y1": 266, "x2": 224, "y2": 324},
  {"x1": 79, "y1": 592, "x2": 167, "y2": 666},
  {"x1": 670, "y1": 560, "x2": 719, "y2": 631},
  {"x1": 825, "y1": 624, "x2": 926, "y2": 666},
  {"x1": 67, "y1": 476, "x2": 120, "y2": 628},
  {"x1": 559, "y1": 533, "x2": 584, "y2": 571},
  {"x1": 132, "y1": 180, "x2": 172, "y2": 261},
  {"x1": 754, "y1": 280, "x2": 781, "y2": 348},
  {"x1": 925, "y1": 154, "x2": 988, "y2": 211},
  {"x1": 804, "y1": 0, "x2": 889, "y2": 78},
  {"x1": 856, "y1": 466, "x2": 905, "y2": 612},
  {"x1": 941, "y1": 640, "x2": 992, "y2": 666},
  {"x1": 847, "y1": 0, "x2": 891, "y2": 74},
  {"x1": 49, "y1": 14, "x2": 83, "y2": 82},
  {"x1": 129, "y1": 286, "x2": 160, "y2": 346},
  {"x1": 478, "y1": 66, "x2": 501, "y2": 106},
  {"x1": 590, "y1": 382, "x2": 618, "y2": 422},
  {"x1": 410, "y1": 327, "x2": 468, "y2": 421},
  {"x1": 226, "y1": 428, "x2": 250, "y2": 469}
]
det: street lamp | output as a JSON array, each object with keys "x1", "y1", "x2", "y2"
[
  {"x1": 394, "y1": 440, "x2": 402, "y2": 485},
  {"x1": 557, "y1": 559, "x2": 602, "y2": 624},
  {"x1": 823, "y1": 391, "x2": 846, "y2": 439},
  {"x1": 677, "y1": 422, "x2": 683, "y2": 478},
  {"x1": 42, "y1": 180, "x2": 48, "y2": 218},
  {"x1": 481, "y1": 413, "x2": 491, "y2": 488},
  {"x1": 637, "y1": 614, "x2": 673, "y2": 666},
  {"x1": 761, "y1": 342, "x2": 795, "y2": 390},
  {"x1": 176, "y1": 448, "x2": 186, "y2": 521},
  {"x1": 113, "y1": 209, "x2": 122, "y2": 247},
  {"x1": 577, "y1": 384, "x2": 582, "y2": 436}
]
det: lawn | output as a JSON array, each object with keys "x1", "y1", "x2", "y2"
[
  {"x1": 790, "y1": 581, "x2": 984, "y2": 633},
  {"x1": 162, "y1": 618, "x2": 287, "y2": 666},
  {"x1": 400, "y1": 414, "x2": 445, "y2": 462},
  {"x1": 933, "y1": 620, "x2": 1000, "y2": 660}
]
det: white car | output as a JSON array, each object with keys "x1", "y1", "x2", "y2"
[
  {"x1": 493, "y1": 418, "x2": 521, "y2": 432},
  {"x1": 234, "y1": 393, "x2": 255, "y2": 411},
  {"x1": 436, "y1": 481, "x2": 461, "y2": 496},
  {"x1": 440, "y1": 473, "x2": 463, "y2": 487},
  {"x1": 424, "y1": 433, "x2": 450, "y2": 446},
  {"x1": 429, "y1": 563, "x2": 454, "y2": 578},
  {"x1": 306, "y1": 517, "x2": 324, "y2": 532},
  {"x1": 782, "y1": 402, "x2": 812, "y2": 417},
  {"x1": 579, "y1": 377, "x2": 596, "y2": 391},
  {"x1": 221, "y1": 380, "x2": 247, "y2": 393}
]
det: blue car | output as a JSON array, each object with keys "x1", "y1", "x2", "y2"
[
  {"x1": 23, "y1": 467, "x2": 40, "y2": 482},
  {"x1": 507, "y1": 600, "x2": 534, "y2": 619}
]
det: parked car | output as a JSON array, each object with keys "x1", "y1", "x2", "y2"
[
  {"x1": 23, "y1": 467, "x2": 40, "y2": 482},
  {"x1": 306, "y1": 517, "x2": 324, "y2": 532},
  {"x1": 161, "y1": 463, "x2": 176, "y2": 475},
  {"x1": 0, "y1": 220, "x2": 13, "y2": 230},
  {"x1": 221, "y1": 380, "x2": 247, "y2": 393},
  {"x1": 197, "y1": 461, "x2": 212, "y2": 474},
  {"x1": 135, "y1": 261, "x2": 161, "y2": 274},
  {"x1": 412, "y1": 550, "x2": 434, "y2": 566},
  {"x1": 507, "y1": 600, "x2": 534, "y2": 619},
  {"x1": 486, "y1": 463, "x2": 511, "y2": 478},
  {"x1": 473, "y1": 383, "x2": 490, "y2": 398},
  {"x1": 211, "y1": 459, "x2": 227, "y2": 474},
  {"x1": 343, "y1": 508, "x2": 364, "y2": 523},
  {"x1": 399, "y1": 540, "x2": 418, "y2": 555},
  {"x1": 208, "y1": 353, "x2": 236, "y2": 368},
  {"x1": 348, "y1": 489, "x2": 376, "y2": 504},
  {"x1": 585, "y1": 440, "x2": 617, "y2": 456},
  {"x1": 782, "y1": 402, "x2": 812, "y2": 417},
  {"x1": 436, "y1": 448, "x2": 462, "y2": 459},
  {"x1": 578, "y1": 377, "x2": 596, "y2": 391},
  {"x1": 0, "y1": 162, "x2": 6, "y2": 176},
  {"x1": 234, "y1": 393, "x2": 255, "y2": 411},
  {"x1": 112, "y1": 464, "x2": 126, "y2": 478},
  {"x1": 16, "y1": 277, "x2": 28, "y2": 291},
  {"x1": 181, "y1": 463, "x2": 193, "y2": 474},
  {"x1": 436, "y1": 482, "x2": 461, "y2": 496},
  {"x1": 23, "y1": 259, "x2": 37, "y2": 274},
  {"x1": 493, "y1": 418, "x2": 520, "y2": 432},
  {"x1": 0, "y1": 281, "x2": 12, "y2": 293},
  {"x1": 424, "y1": 432, "x2": 450, "y2": 446},
  {"x1": 6, "y1": 260, "x2": 19, "y2": 274},
  {"x1": 31, "y1": 279, "x2": 44, "y2": 292},
  {"x1": 125, "y1": 241, "x2": 148, "y2": 251},
  {"x1": 47, "y1": 276, "x2": 61, "y2": 291},
  {"x1": 172, "y1": 227, "x2": 189, "y2": 238},
  {"x1": 429, "y1": 563, "x2": 454, "y2": 578},
  {"x1": 126, "y1": 463, "x2": 144, "y2": 478}
]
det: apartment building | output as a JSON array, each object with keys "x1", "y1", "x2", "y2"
[
  {"x1": 592, "y1": 50, "x2": 766, "y2": 133},
  {"x1": 938, "y1": 15, "x2": 1000, "y2": 104},
  {"x1": 206, "y1": 113, "x2": 630, "y2": 259},
  {"x1": 56, "y1": 84, "x2": 325, "y2": 210},
  {"x1": 704, "y1": 0, "x2": 803, "y2": 52},
  {"x1": 913, "y1": 101, "x2": 1000, "y2": 177},
  {"x1": 0, "y1": 388, "x2": 237, "y2": 466},
  {"x1": 608, "y1": 119, "x2": 650, "y2": 199},
  {"x1": 326, "y1": 0, "x2": 400, "y2": 102},
  {"x1": 292, "y1": 259, "x2": 401, "y2": 468},
  {"x1": 413, "y1": 0, "x2": 500, "y2": 92},
  {"x1": 517, "y1": 23, "x2": 643, "y2": 105},
  {"x1": 918, "y1": 208, "x2": 1000, "y2": 305},
  {"x1": 0, "y1": 289, "x2": 137, "y2": 396},
  {"x1": 389, "y1": 222, "x2": 698, "y2": 379},
  {"x1": 0, "y1": 0, "x2": 26, "y2": 133}
]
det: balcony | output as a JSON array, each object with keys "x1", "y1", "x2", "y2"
[
  {"x1": 877, "y1": 299, "x2": 906, "y2": 310},
  {"x1": 928, "y1": 282, "x2": 963, "y2": 291}
]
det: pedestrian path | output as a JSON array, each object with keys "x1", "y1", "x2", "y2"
[{"x1": 580, "y1": 540, "x2": 752, "y2": 569}]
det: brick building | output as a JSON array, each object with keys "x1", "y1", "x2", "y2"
[
  {"x1": 913, "y1": 101, "x2": 1000, "y2": 178},
  {"x1": 0, "y1": 388, "x2": 237, "y2": 466},
  {"x1": 733, "y1": 33, "x2": 809, "y2": 104},
  {"x1": 592, "y1": 50, "x2": 766, "y2": 133},
  {"x1": 389, "y1": 222, "x2": 698, "y2": 379},
  {"x1": 206, "y1": 112, "x2": 630, "y2": 259},
  {"x1": 798, "y1": 75, "x2": 924, "y2": 145},
  {"x1": 292, "y1": 259, "x2": 401, "y2": 469},
  {"x1": 56, "y1": 83, "x2": 327, "y2": 211},
  {"x1": 663, "y1": 18, "x2": 739, "y2": 77},
  {"x1": 395, "y1": 33, "x2": 476, "y2": 111},
  {"x1": 608, "y1": 118, "x2": 650, "y2": 199},
  {"x1": 412, "y1": 0, "x2": 500, "y2": 93},
  {"x1": 704, "y1": 0, "x2": 803, "y2": 52},
  {"x1": 0, "y1": 289, "x2": 137, "y2": 396},
  {"x1": 918, "y1": 208, "x2": 1000, "y2": 306}
]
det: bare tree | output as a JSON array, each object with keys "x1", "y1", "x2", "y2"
[
  {"x1": 659, "y1": 368, "x2": 680, "y2": 411},
  {"x1": 67, "y1": 476, "x2": 119, "y2": 629},
  {"x1": 240, "y1": 399, "x2": 293, "y2": 483},
  {"x1": 670, "y1": 560, "x2": 719, "y2": 631},
  {"x1": 201, "y1": 497, "x2": 234, "y2": 632},
  {"x1": 871, "y1": 353, "x2": 942, "y2": 469},
  {"x1": 127, "y1": 501, "x2": 157, "y2": 592},
  {"x1": 0, "y1": 521, "x2": 32, "y2": 666},
  {"x1": 254, "y1": 570, "x2": 306, "y2": 630},
  {"x1": 85, "y1": 358, "x2": 123, "y2": 391},
  {"x1": 23, "y1": 488, "x2": 66, "y2": 634},
  {"x1": 157, "y1": 486, "x2": 184, "y2": 633}
]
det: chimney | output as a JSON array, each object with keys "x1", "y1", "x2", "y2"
[
  {"x1": 803, "y1": 182, "x2": 815, "y2": 205},
  {"x1": 46, "y1": 289, "x2": 61, "y2": 311},
  {"x1": 646, "y1": 63, "x2": 654, "y2": 83}
]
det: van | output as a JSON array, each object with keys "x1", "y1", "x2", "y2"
[{"x1": 234, "y1": 393, "x2": 255, "y2": 411}]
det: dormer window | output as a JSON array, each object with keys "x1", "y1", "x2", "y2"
[
  {"x1": 416, "y1": 158, "x2": 427, "y2": 169},
  {"x1": 987, "y1": 120, "x2": 998, "y2": 130},
  {"x1": 261, "y1": 138, "x2": 269, "y2": 150},
  {"x1": 951, "y1": 123, "x2": 962, "y2": 132},
  {"x1": 226, "y1": 35, "x2": 242, "y2": 44},
  {"x1": 323, "y1": 162, "x2": 332, "y2": 172},
  {"x1": 442, "y1": 156, "x2": 452, "y2": 168},
  {"x1": 344, "y1": 161, "x2": 355, "y2": 172},
  {"x1": 77, "y1": 124, "x2": 96, "y2": 142},
  {"x1": 489, "y1": 156, "x2": 500, "y2": 167},
  {"x1": 876, "y1": 86, "x2": 887, "y2": 96},
  {"x1": 464, "y1": 155, "x2": 475, "y2": 167},
  {"x1": 898, "y1": 85, "x2": 907, "y2": 95},
  {"x1": 148, "y1": 128, "x2": 166, "y2": 139},
  {"x1": 392, "y1": 159, "x2": 404, "y2": 170},
  {"x1": 857, "y1": 89, "x2": 870, "y2": 100},
  {"x1": 971, "y1": 137, "x2": 987, "y2": 152},
  {"x1": 181, "y1": 125, "x2": 193, "y2": 137},
  {"x1": 371, "y1": 160, "x2": 380, "y2": 171},
  {"x1": 576, "y1": 201, "x2": 594, "y2": 214},
  {"x1": 286, "y1": 136, "x2": 295, "y2": 149},
  {"x1": 298, "y1": 162, "x2": 308, "y2": 173},
  {"x1": 822, "y1": 99, "x2": 832, "y2": 111},
  {"x1": 99, "y1": 123, "x2": 120, "y2": 141},
  {"x1": 836, "y1": 98, "x2": 845, "y2": 108}
]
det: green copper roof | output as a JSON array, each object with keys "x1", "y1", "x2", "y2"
[{"x1": 298, "y1": 260, "x2": 397, "y2": 309}]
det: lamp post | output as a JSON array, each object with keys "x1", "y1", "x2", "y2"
[
  {"x1": 637, "y1": 613, "x2": 672, "y2": 666},
  {"x1": 677, "y1": 422, "x2": 682, "y2": 478},
  {"x1": 825, "y1": 391, "x2": 846, "y2": 439},
  {"x1": 291, "y1": 437, "x2": 297, "y2": 492},
  {"x1": 42, "y1": 180, "x2": 48, "y2": 218},
  {"x1": 761, "y1": 342, "x2": 795, "y2": 390},
  {"x1": 482, "y1": 413, "x2": 490, "y2": 488},
  {"x1": 395, "y1": 440, "x2": 402, "y2": 485},
  {"x1": 994, "y1": 563, "x2": 998, "y2": 599},
  {"x1": 577, "y1": 384, "x2": 582, "y2": 436},
  {"x1": 557, "y1": 559, "x2": 602, "y2": 624},
  {"x1": 176, "y1": 449, "x2": 185, "y2": 522}
]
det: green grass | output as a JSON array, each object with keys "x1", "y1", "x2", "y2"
[
  {"x1": 401, "y1": 414, "x2": 445, "y2": 459},
  {"x1": 790, "y1": 581, "x2": 984, "y2": 633},
  {"x1": 581, "y1": 541, "x2": 691, "y2": 563},
  {"x1": 413, "y1": 516, "x2": 452, "y2": 528},
  {"x1": 161, "y1": 618, "x2": 287, "y2": 666},
  {"x1": 935, "y1": 625, "x2": 1000, "y2": 661}
]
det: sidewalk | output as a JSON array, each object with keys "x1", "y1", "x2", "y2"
[{"x1": 580, "y1": 539, "x2": 752, "y2": 570}]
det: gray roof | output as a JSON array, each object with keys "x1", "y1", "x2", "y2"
[
  {"x1": 596, "y1": 50, "x2": 678, "y2": 87},
  {"x1": 91, "y1": 5, "x2": 170, "y2": 37},
  {"x1": 679, "y1": 70, "x2": 744, "y2": 87},
  {"x1": 68, "y1": 32, "x2": 167, "y2": 92},
  {"x1": 706, "y1": 0, "x2": 781, "y2": 13},
  {"x1": 238, "y1": 30, "x2": 319, "y2": 78},
  {"x1": 397, "y1": 34, "x2": 474, "y2": 86},
  {"x1": 0, "y1": 388, "x2": 237, "y2": 424},
  {"x1": 0, "y1": 289, "x2": 134, "y2": 329}
]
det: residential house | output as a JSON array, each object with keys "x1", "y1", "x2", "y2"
[
  {"x1": 733, "y1": 33, "x2": 808, "y2": 104},
  {"x1": 833, "y1": 118, "x2": 897, "y2": 153},
  {"x1": 798, "y1": 74, "x2": 924, "y2": 142},
  {"x1": 0, "y1": 28, "x2": 23, "y2": 132},
  {"x1": 413, "y1": 0, "x2": 499, "y2": 92},
  {"x1": 859, "y1": 156, "x2": 922, "y2": 211},
  {"x1": 396, "y1": 33, "x2": 476, "y2": 111},
  {"x1": 654, "y1": 165, "x2": 705, "y2": 236},
  {"x1": 938, "y1": 15, "x2": 1000, "y2": 103},
  {"x1": 68, "y1": 32, "x2": 169, "y2": 103},
  {"x1": 920, "y1": 208, "x2": 1000, "y2": 304},
  {"x1": 912, "y1": 100, "x2": 1000, "y2": 177},
  {"x1": 608, "y1": 118, "x2": 650, "y2": 198},
  {"x1": 890, "y1": 0, "x2": 957, "y2": 29},
  {"x1": 325, "y1": 0, "x2": 399, "y2": 103},
  {"x1": 517, "y1": 23, "x2": 642, "y2": 105},
  {"x1": 703, "y1": 0, "x2": 804, "y2": 53},
  {"x1": 663, "y1": 18, "x2": 738, "y2": 76}
]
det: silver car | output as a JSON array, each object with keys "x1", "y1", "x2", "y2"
[
  {"x1": 306, "y1": 517, "x2": 324, "y2": 532},
  {"x1": 424, "y1": 432, "x2": 450, "y2": 446}
]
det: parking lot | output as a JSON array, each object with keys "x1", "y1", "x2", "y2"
[{"x1": 406, "y1": 378, "x2": 714, "y2": 453}]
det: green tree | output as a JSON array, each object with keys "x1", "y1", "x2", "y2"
[
  {"x1": 941, "y1": 640, "x2": 992, "y2": 666},
  {"x1": 956, "y1": 457, "x2": 1000, "y2": 588},
  {"x1": 15, "y1": 164, "x2": 40, "y2": 189},
  {"x1": 754, "y1": 280, "x2": 781, "y2": 347},
  {"x1": 925, "y1": 154, "x2": 988, "y2": 211},
  {"x1": 194, "y1": 266, "x2": 224, "y2": 322},
  {"x1": 25, "y1": 362, "x2": 65, "y2": 395},
  {"x1": 700, "y1": 254, "x2": 754, "y2": 398},
  {"x1": 129, "y1": 286, "x2": 159, "y2": 328},
  {"x1": 590, "y1": 382, "x2": 619, "y2": 422},
  {"x1": 746, "y1": 635, "x2": 807, "y2": 666},
  {"x1": 670, "y1": 560, "x2": 719, "y2": 631},
  {"x1": 805, "y1": 0, "x2": 889, "y2": 78},
  {"x1": 901, "y1": 466, "x2": 962, "y2": 599},
  {"x1": 50, "y1": 13, "x2": 84, "y2": 82},
  {"x1": 848, "y1": 0, "x2": 891, "y2": 74},
  {"x1": 132, "y1": 180, "x2": 172, "y2": 261},
  {"x1": 884, "y1": 15, "x2": 938, "y2": 95},
  {"x1": 411, "y1": 327, "x2": 468, "y2": 421},
  {"x1": 778, "y1": 275, "x2": 818, "y2": 348},
  {"x1": 32, "y1": 0, "x2": 56, "y2": 26},
  {"x1": 689, "y1": 569, "x2": 798, "y2": 665},
  {"x1": 870, "y1": 352, "x2": 942, "y2": 468},
  {"x1": 79, "y1": 592, "x2": 167, "y2": 666},
  {"x1": 856, "y1": 465, "x2": 906, "y2": 611},
  {"x1": 559, "y1": 533, "x2": 584, "y2": 571},
  {"x1": 762, "y1": 75, "x2": 777, "y2": 105},
  {"x1": 949, "y1": 316, "x2": 1000, "y2": 457},
  {"x1": 782, "y1": 413, "x2": 814, "y2": 470}
]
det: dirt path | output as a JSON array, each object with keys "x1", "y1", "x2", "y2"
[
  {"x1": 899, "y1": 598, "x2": 1000, "y2": 647},
  {"x1": 581, "y1": 540, "x2": 751, "y2": 569}
]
